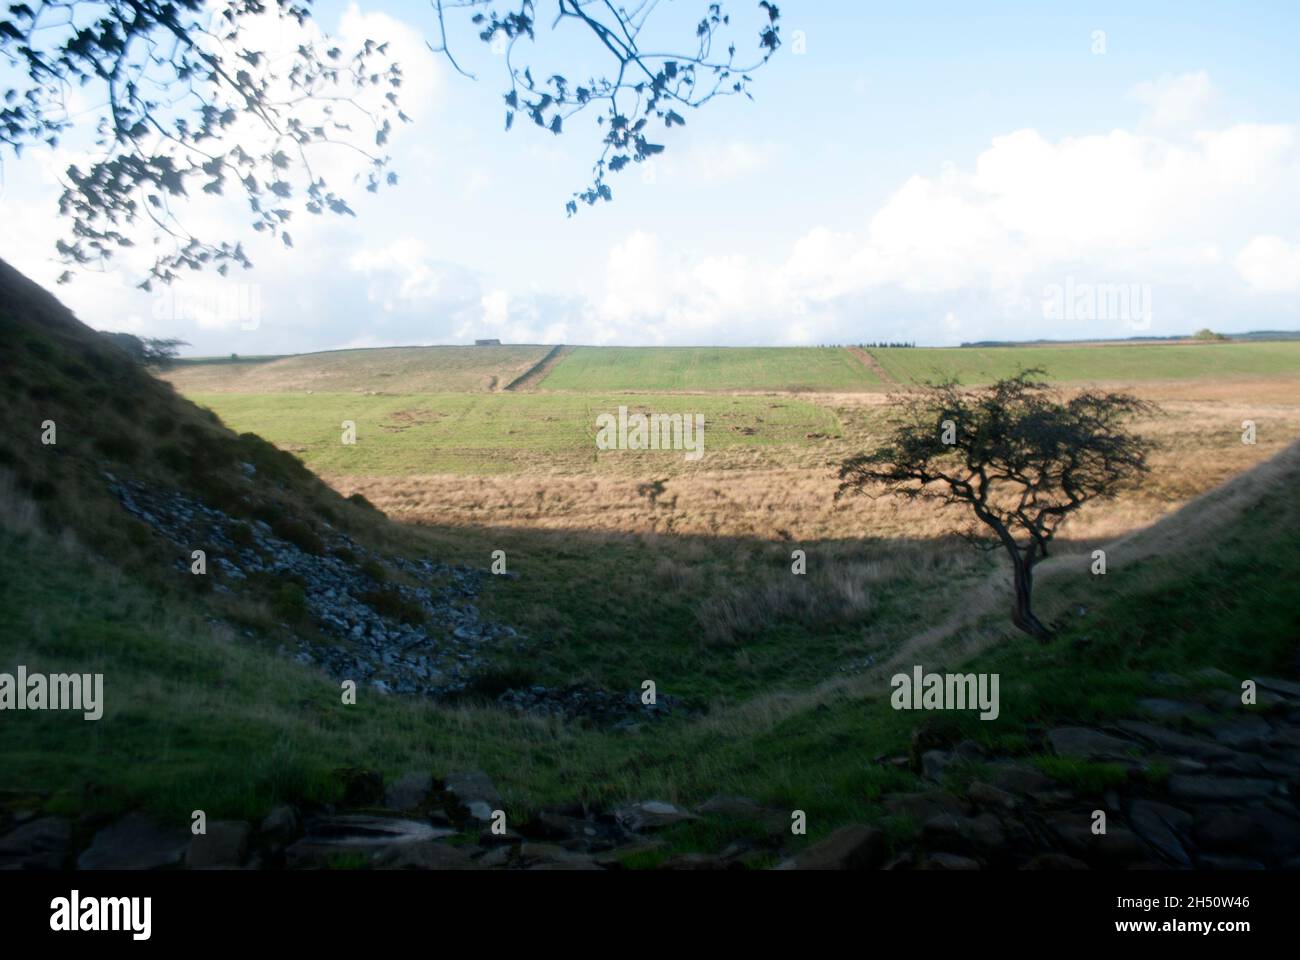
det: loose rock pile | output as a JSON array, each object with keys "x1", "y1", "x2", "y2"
[
  {"x1": 107, "y1": 473, "x2": 513, "y2": 698},
  {"x1": 104, "y1": 473, "x2": 665, "y2": 724},
  {"x1": 873, "y1": 671, "x2": 1300, "y2": 870}
]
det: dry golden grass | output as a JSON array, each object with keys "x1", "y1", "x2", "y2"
[{"x1": 321, "y1": 378, "x2": 1300, "y2": 544}]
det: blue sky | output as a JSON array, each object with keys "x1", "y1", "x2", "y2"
[{"x1": 2, "y1": 1, "x2": 1298, "y2": 353}]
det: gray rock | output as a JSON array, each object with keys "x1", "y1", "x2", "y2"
[
  {"x1": 1193, "y1": 810, "x2": 1258, "y2": 853},
  {"x1": 79, "y1": 813, "x2": 190, "y2": 870},
  {"x1": 968, "y1": 781, "x2": 1018, "y2": 812},
  {"x1": 1211, "y1": 714, "x2": 1272, "y2": 749},
  {"x1": 384, "y1": 772, "x2": 434, "y2": 812},
  {"x1": 186, "y1": 821, "x2": 251, "y2": 869},
  {"x1": 1048, "y1": 727, "x2": 1138, "y2": 761},
  {"x1": 443, "y1": 771, "x2": 502, "y2": 822},
  {"x1": 1167, "y1": 775, "x2": 1275, "y2": 802},
  {"x1": 1255, "y1": 677, "x2": 1300, "y2": 699},
  {"x1": 883, "y1": 791, "x2": 969, "y2": 823},
  {"x1": 922, "y1": 812, "x2": 1006, "y2": 856},
  {"x1": 697, "y1": 795, "x2": 788, "y2": 834},
  {"x1": 614, "y1": 800, "x2": 697, "y2": 832},
  {"x1": 1127, "y1": 800, "x2": 1192, "y2": 868},
  {"x1": 1198, "y1": 855, "x2": 1265, "y2": 870},
  {"x1": 1137, "y1": 698, "x2": 1211, "y2": 722},
  {"x1": 775, "y1": 825, "x2": 886, "y2": 870},
  {"x1": 299, "y1": 814, "x2": 453, "y2": 846},
  {"x1": 0, "y1": 816, "x2": 72, "y2": 870},
  {"x1": 920, "y1": 852, "x2": 980, "y2": 870},
  {"x1": 286, "y1": 816, "x2": 456, "y2": 867},
  {"x1": 1022, "y1": 853, "x2": 1089, "y2": 870},
  {"x1": 661, "y1": 853, "x2": 728, "y2": 870},
  {"x1": 260, "y1": 805, "x2": 300, "y2": 841},
  {"x1": 372, "y1": 841, "x2": 475, "y2": 869},
  {"x1": 1115, "y1": 720, "x2": 1234, "y2": 761},
  {"x1": 921, "y1": 749, "x2": 951, "y2": 783},
  {"x1": 986, "y1": 762, "x2": 1056, "y2": 796}
]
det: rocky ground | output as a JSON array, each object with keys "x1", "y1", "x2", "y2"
[
  {"x1": 3, "y1": 670, "x2": 1297, "y2": 870},
  {"x1": 104, "y1": 472, "x2": 670, "y2": 724}
]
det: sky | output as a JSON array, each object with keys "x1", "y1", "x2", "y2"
[{"x1": 1, "y1": 0, "x2": 1299, "y2": 354}]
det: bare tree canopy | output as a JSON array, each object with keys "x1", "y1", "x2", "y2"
[
  {"x1": 837, "y1": 370, "x2": 1157, "y2": 639},
  {"x1": 0, "y1": 0, "x2": 781, "y2": 286}
]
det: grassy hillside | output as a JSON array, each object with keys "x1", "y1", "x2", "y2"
[
  {"x1": 872, "y1": 341, "x2": 1300, "y2": 385},
  {"x1": 538, "y1": 346, "x2": 882, "y2": 392},
  {"x1": 163, "y1": 344, "x2": 554, "y2": 394}
]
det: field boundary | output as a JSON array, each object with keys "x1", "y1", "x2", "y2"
[
  {"x1": 503, "y1": 344, "x2": 570, "y2": 391},
  {"x1": 847, "y1": 346, "x2": 897, "y2": 385}
]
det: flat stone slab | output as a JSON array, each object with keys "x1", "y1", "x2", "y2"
[
  {"x1": 372, "y1": 841, "x2": 475, "y2": 869},
  {"x1": 0, "y1": 816, "x2": 72, "y2": 870},
  {"x1": 1167, "y1": 775, "x2": 1275, "y2": 803},
  {"x1": 1255, "y1": 677, "x2": 1300, "y2": 699},
  {"x1": 299, "y1": 815, "x2": 454, "y2": 847},
  {"x1": 1136, "y1": 698, "x2": 1211, "y2": 722},
  {"x1": 775, "y1": 825, "x2": 885, "y2": 870},
  {"x1": 443, "y1": 771, "x2": 502, "y2": 821},
  {"x1": 384, "y1": 772, "x2": 434, "y2": 812},
  {"x1": 1115, "y1": 721, "x2": 1234, "y2": 760},
  {"x1": 614, "y1": 800, "x2": 697, "y2": 832},
  {"x1": 1048, "y1": 727, "x2": 1138, "y2": 760},
  {"x1": 186, "y1": 820, "x2": 251, "y2": 869},
  {"x1": 1210, "y1": 714, "x2": 1272, "y2": 749},
  {"x1": 1127, "y1": 800, "x2": 1192, "y2": 868},
  {"x1": 78, "y1": 813, "x2": 189, "y2": 870}
]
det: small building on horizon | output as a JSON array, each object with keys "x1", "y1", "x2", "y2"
[{"x1": 475, "y1": 338, "x2": 502, "y2": 346}]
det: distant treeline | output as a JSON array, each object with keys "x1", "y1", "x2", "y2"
[
  {"x1": 960, "y1": 330, "x2": 1300, "y2": 348},
  {"x1": 814, "y1": 342, "x2": 916, "y2": 348}
]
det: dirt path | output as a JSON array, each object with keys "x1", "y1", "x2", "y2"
[
  {"x1": 503, "y1": 344, "x2": 571, "y2": 391},
  {"x1": 846, "y1": 346, "x2": 898, "y2": 385}
]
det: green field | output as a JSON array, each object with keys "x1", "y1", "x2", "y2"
[
  {"x1": 538, "y1": 346, "x2": 882, "y2": 392},
  {"x1": 872, "y1": 342, "x2": 1300, "y2": 384},
  {"x1": 191, "y1": 391, "x2": 843, "y2": 474},
  {"x1": 165, "y1": 344, "x2": 554, "y2": 394}
]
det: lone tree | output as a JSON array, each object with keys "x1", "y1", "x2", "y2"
[
  {"x1": 837, "y1": 370, "x2": 1155, "y2": 640},
  {"x1": 0, "y1": 1, "x2": 781, "y2": 286}
]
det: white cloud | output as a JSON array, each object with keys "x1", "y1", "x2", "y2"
[
  {"x1": 544, "y1": 88, "x2": 1300, "y2": 345},
  {"x1": 1235, "y1": 235, "x2": 1300, "y2": 292},
  {"x1": 1130, "y1": 70, "x2": 1219, "y2": 132},
  {"x1": 665, "y1": 140, "x2": 776, "y2": 183}
]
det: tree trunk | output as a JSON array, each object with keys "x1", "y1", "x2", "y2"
[{"x1": 1011, "y1": 556, "x2": 1051, "y2": 641}]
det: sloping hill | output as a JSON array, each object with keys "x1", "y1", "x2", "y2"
[
  {"x1": 161, "y1": 344, "x2": 553, "y2": 394},
  {"x1": 0, "y1": 258, "x2": 527, "y2": 701},
  {"x1": 536, "y1": 345, "x2": 884, "y2": 391}
]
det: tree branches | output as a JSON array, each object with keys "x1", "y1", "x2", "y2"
[
  {"x1": 2, "y1": 0, "x2": 405, "y2": 286},
  {"x1": 432, "y1": 0, "x2": 781, "y2": 213},
  {"x1": 1, "y1": 0, "x2": 782, "y2": 285}
]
